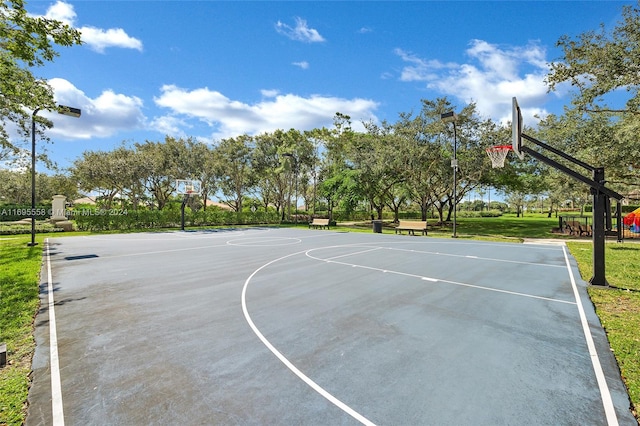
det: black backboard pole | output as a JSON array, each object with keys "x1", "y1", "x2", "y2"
[
  {"x1": 181, "y1": 195, "x2": 189, "y2": 231},
  {"x1": 591, "y1": 167, "x2": 608, "y2": 285},
  {"x1": 520, "y1": 134, "x2": 623, "y2": 286}
]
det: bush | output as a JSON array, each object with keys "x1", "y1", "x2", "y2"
[
  {"x1": 457, "y1": 210, "x2": 503, "y2": 218},
  {"x1": 480, "y1": 209, "x2": 503, "y2": 217},
  {"x1": 72, "y1": 206, "x2": 282, "y2": 231}
]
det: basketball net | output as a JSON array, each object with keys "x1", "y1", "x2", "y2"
[{"x1": 486, "y1": 145, "x2": 512, "y2": 168}]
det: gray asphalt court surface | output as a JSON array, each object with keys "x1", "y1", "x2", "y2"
[{"x1": 26, "y1": 227, "x2": 636, "y2": 425}]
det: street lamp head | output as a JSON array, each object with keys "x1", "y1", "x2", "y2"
[
  {"x1": 58, "y1": 105, "x2": 81, "y2": 118},
  {"x1": 440, "y1": 111, "x2": 457, "y2": 123}
]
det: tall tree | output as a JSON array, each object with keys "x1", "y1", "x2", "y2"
[
  {"x1": 191, "y1": 141, "x2": 218, "y2": 210},
  {"x1": 348, "y1": 125, "x2": 406, "y2": 220},
  {"x1": 252, "y1": 131, "x2": 290, "y2": 219},
  {"x1": 318, "y1": 114, "x2": 362, "y2": 221},
  {"x1": 394, "y1": 98, "x2": 453, "y2": 222},
  {"x1": 71, "y1": 150, "x2": 122, "y2": 208},
  {"x1": 215, "y1": 134, "x2": 255, "y2": 212},
  {"x1": 0, "y1": 0, "x2": 82, "y2": 157},
  {"x1": 0, "y1": 168, "x2": 29, "y2": 203},
  {"x1": 135, "y1": 137, "x2": 192, "y2": 210},
  {"x1": 547, "y1": 3, "x2": 640, "y2": 114}
]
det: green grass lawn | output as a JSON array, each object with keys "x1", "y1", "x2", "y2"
[
  {"x1": 341, "y1": 213, "x2": 566, "y2": 241},
  {"x1": 427, "y1": 214, "x2": 560, "y2": 240},
  {"x1": 1, "y1": 217, "x2": 638, "y2": 424},
  {"x1": 567, "y1": 241, "x2": 640, "y2": 420},
  {"x1": 0, "y1": 236, "x2": 43, "y2": 425}
]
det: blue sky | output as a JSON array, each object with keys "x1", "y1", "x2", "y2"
[{"x1": 23, "y1": 0, "x2": 632, "y2": 171}]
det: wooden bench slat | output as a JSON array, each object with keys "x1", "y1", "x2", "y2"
[
  {"x1": 395, "y1": 220, "x2": 427, "y2": 236},
  {"x1": 309, "y1": 218, "x2": 330, "y2": 230}
]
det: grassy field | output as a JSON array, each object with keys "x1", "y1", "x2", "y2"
[
  {"x1": 1, "y1": 216, "x2": 638, "y2": 424},
  {"x1": 344, "y1": 213, "x2": 567, "y2": 241},
  {"x1": 0, "y1": 236, "x2": 43, "y2": 425},
  {"x1": 567, "y1": 241, "x2": 640, "y2": 420}
]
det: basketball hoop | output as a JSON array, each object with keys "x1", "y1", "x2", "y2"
[
  {"x1": 176, "y1": 179, "x2": 201, "y2": 197},
  {"x1": 486, "y1": 145, "x2": 512, "y2": 168}
]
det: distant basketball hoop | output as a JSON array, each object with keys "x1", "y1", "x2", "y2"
[
  {"x1": 486, "y1": 145, "x2": 512, "y2": 168},
  {"x1": 175, "y1": 179, "x2": 202, "y2": 231},
  {"x1": 176, "y1": 179, "x2": 201, "y2": 197}
]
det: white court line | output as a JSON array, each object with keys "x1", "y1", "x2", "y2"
[
  {"x1": 226, "y1": 237, "x2": 301, "y2": 247},
  {"x1": 306, "y1": 247, "x2": 575, "y2": 305},
  {"x1": 383, "y1": 246, "x2": 565, "y2": 268},
  {"x1": 45, "y1": 238, "x2": 65, "y2": 426},
  {"x1": 562, "y1": 246, "x2": 618, "y2": 425},
  {"x1": 241, "y1": 250, "x2": 376, "y2": 426},
  {"x1": 325, "y1": 246, "x2": 382, "y2": 261}
]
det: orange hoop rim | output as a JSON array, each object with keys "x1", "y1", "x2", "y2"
[
  {"x1": 485, "y1": 145, "x2": 513, "y2": 152},
  {"x1": 486, "y1": 145, "x2": 512, "y2": 168}
]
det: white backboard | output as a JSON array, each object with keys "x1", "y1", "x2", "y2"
[{"x1": 176, "y1": 179, "x2": 202, "y2": 196}]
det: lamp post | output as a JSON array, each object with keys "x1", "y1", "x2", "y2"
[
  {"x1": 283, "y1": 153, "x2": 298, "y2": 223},
  {"x1": 441, "y1": 111, "x2": 458, "y2": 238},
  {"x1": 28, "y1": 105, "x2": 81, "y2": 247}
]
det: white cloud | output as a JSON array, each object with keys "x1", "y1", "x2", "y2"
[
  {"x1": 261, "y1": 89, "x2": 280, "y2": 98},
  {"x1": 395, "y1": 40, "x2": 552, "y2": 124},
  {"x1": 293, "y1": 61, "x2": 309, "y2": 70},
  {"x1": 80, "y1": 27, "x2": 143, "y2": 53},
  {"x1": 47, "y1": 78, "x2": 146, "y2": 139},
  {"x1": 149, "y1": 115, "x2": 190, "y2": 138},
  {"x1": 153, "y1": 85, "x2": 379, "y2": 139},
  {"x1": 275, "y1": 17, "x2": 325, "y2": 43},
  {"x1": 44, "y1": 0, "x2": 76, "y2": 25},
  {"x1": 394, "y1": 48, "x2": 454, "y2": 82},
  {"x1": 43, "y1": 1, "x2": 142, "y2": 53}
]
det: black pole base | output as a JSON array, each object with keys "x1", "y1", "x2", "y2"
[
  {"x1": 589, "y1": 277, "x2": 610, "y2": 287},
  {"x1": 27, "y1": 242, "x2": 39, "y2": 247}
]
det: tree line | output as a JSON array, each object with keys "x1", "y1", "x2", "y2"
[
  {"x1": 69, "y1": 99, "x2": 507, "y2": 224},
  {"x1": 3, "y1": 92, "x2": 637, "y2": 224}
]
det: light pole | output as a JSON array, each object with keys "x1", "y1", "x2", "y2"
[
  {"x1": 441, "y1": 111, "x2": 458, "y2": 238},
  {"x1": 283, "y1": 153, "x2": 298, "y2": 223},
  {"x1": 28, "y1": 105, "x2": 81, "y2": 247}
]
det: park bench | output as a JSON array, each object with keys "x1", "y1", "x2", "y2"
[
  {"x1": 564, "y1": 220, "x2": 577, "y2": 235},
  {"x1": 309, "y1": 218, "x2": 330, "y2": 230},
  {"x1": 395, "y1": 220, "x2": 427, "y2": 236},
  {"x1": 565, "y1": 220, "x2": 591, "y2": 237}
]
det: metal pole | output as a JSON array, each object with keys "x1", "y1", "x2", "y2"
[
  {"x1": 181, "y1": 195, "x2": 188, "y2": 231},
  {"x1": 28, "y1": 108, "x2": 40, "y2": 247},
  {"x1": 294, "y1": 160, "x2": 298, "y2": 224},
  {"x1": 590, "y1": 168, "x2": 608, "y2": 286},
  {"x1": 313, "y1": 153, "x2": 317, "y2": 217},
  {"x1": 452, "y1": 122, "x2": 458, "y2": 238}
]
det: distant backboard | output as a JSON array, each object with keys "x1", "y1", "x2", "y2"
[
  {"x1": 176, "y1": 179, "x2": 202, "y2": 196},
  {"x1": 512, "y1": 97, "x2": 524, "y2": 159}
]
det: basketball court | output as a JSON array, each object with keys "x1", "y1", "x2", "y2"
[{"x1": 26, "y1": 228, "x2": 636, "y2": 425}]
